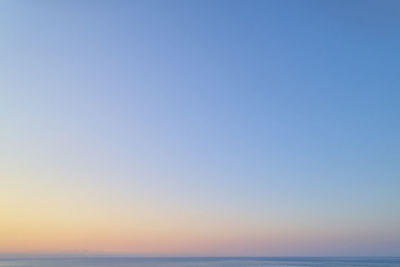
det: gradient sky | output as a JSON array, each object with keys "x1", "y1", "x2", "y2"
[{"x1": 1, "y1": 0, "x2": 400, "y2": 256}]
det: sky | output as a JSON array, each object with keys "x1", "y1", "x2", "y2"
[{"x1": 1, "y1": 0, "x2": 400, "y2": 257}]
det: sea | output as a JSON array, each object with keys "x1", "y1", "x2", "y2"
[{"x1": 0, "y1": 257, "x2": 399, "y2": 267}]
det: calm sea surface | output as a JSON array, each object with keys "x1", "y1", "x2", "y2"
[{"x1": 0, "y1": 257, "x2": 399, "y2": 267}]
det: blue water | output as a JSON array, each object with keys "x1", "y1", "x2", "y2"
[{"x1": 0, "y1": 257, "x2": 399, "y2": 267}]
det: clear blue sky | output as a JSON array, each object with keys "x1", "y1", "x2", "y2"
[{"x1": 1, "y1": 0, "x2": 399, "y2": 256}]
